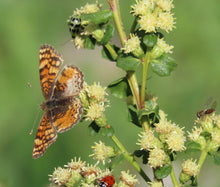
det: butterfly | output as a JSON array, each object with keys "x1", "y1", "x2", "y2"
[{"x1": 32, "y1": 44, "x2": 84, "y2": 159}]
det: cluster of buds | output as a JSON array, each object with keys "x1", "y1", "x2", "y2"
[
  {"x1": 67, "y1": 1, "x2": 112, "y2": 49},
  {"x1": 131, "y1": 0, "x2": 175, "y2": 33},
  {"x1": 188, "y1": 112, "x2": 220, "y2": 154},
  {"x1": 49, "y1": 157, "x2": 138, "y2": 187},
  {"x1": 137, "y1": 110, "x2": 186, "y2": 168},
  {"x1": 80, "y1": 82, "x2": 109, "y2": 127}
]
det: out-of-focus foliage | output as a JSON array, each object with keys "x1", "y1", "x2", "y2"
[{"x1": 0, "y1": 0, "x2": 220, "y2": 186}]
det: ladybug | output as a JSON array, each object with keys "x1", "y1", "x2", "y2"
[
  {"x1": 67, "y1": 16, "x2": 84, "y2": 38},
  {"x1": 99, "y1": 175, "x2": 115, "y2": 187}
]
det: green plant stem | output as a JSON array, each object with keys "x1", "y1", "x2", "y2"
[
  {"x1": 170, "y1": 165, "x2": 179, "y2": 187},
  {"x1": 104, "y1": 44, "x2": 118, "y2": 60},
  {"x1": 107, "y1": 0, "x2": 126, "y2": 46},
  {"x1": 130, "y1": 17, "x2": 138, "y2": 33},
  {"x1": 107, "y1": 0, "x2": 141, "y2": 109},
  {"x1": 126, "y1": 71, "x2": 141, "y2": 108},
  {"x1": 140, "y1": 52, "x2": 150, "y2": 108},
  {"x1": 196, "y1": 149, "x2": 208, "y2": 180},
  {"x1": 111, "y1": 134, "x2": 151, "y2": 183}
]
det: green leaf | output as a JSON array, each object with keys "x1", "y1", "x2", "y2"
[
  {"x1": 81, "y1": 10, "x2": 113, "y2": 25},
  {"x1": 99, "y1": 24, "x2": 114, "y2": 45},
  {"x1": 99, "y1": 125, "x2": 115, "y2": 137},
  {"x1": 108, "y1": 77, "x2": 131, "y2": 99},
  {"x1": 185, "y1": 142, "x2": 201, "y2": 154},
  {"x1": 128, "y1": 105, "x2": 141, "y2": 127},
  {"x1": 101, "y1": 44, "x2": 119, "y2": 61},
  {"x1": 85, "y1": 36, "x2": 96, "y2": 49},
  {"x1": 117, "y1": 55, "x2": 141, "y2": 71},
  {"x1": 150, "y1": 54, "x2": 177, "y2": 76},
  {"x1": 213, "y1": 151, "x2": 220, "y2": 165},
  {"x1": 155, "y1": 165, "x2": 172, "y2": 179},
  {"x1": 143, "y1": 33, "x2": 158, "y2": 48},
  {"x1": 109, "y1": 154, "x2": 124, "y2": 170}
]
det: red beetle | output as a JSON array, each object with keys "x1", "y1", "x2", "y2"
[{"x1": 99, "y1": 175, "x2": 115, "y2": 187}]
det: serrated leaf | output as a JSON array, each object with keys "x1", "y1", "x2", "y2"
[
  {"x1": 81, "y1": 10, "x2": 113, "y2": 25},
  {"x1": 101, "y1": 44, "x2": 119, "y2": 62},
  {"x1": 143, "y1": 33, "x2": 158, "y2": 48},
  {"x1": 108, "y1": 77, "x2": 130, "y2": 99},
  {"x1": 99, "y1": 126, "x2": 115, "y2": 137},
  {"x1": 85, "y1": 36, "x2": 96, "y2": 49},
  {"x1": 213, "y1": 152, "x2": 220, "y2": 165},
  {"x1": 117, "y1": 55, "x2": 141, "y2": 71},
  {"x1": 150, "y1": 54, "x2": 177, "y2": 76},
  {"x1": 128, "y1": 105, "x2": 141, "y2": 127},
  {"x1": 99, "y1": 24, "x2": 114, "y2": 45},
  {"x1": 155, "y1": 165, "x2": 172, "y2": 179}
]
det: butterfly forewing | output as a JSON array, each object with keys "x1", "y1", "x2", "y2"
[
  {"x1": 39, "y1": 44, "x2": 63, "y2": 100},
  {"x1": 53, "y1": 65, "x2": 84, "y2": 98}
]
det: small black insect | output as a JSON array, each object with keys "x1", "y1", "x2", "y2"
[{"x1": 68, "y1": 16, "x2": 84, "y2": 38}]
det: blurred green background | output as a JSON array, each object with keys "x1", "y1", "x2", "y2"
[{"x1": 0, "y1": 0, "x2": 220, "y2": 186}]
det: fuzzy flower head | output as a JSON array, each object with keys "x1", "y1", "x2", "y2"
[
  {"x1": 74, "y1": 35, "x2": 85, "y2": 49},
  {"x1": 73, "y1": 1, "x2": 102, "y2": 16},
  {"x1": 211, "y1": 129, "x2": 220, "y2": 146},
  {"x1": 196, "y1": 114, "x2": 214, "y2": 133},
  {"x1": 49, "y1": 167, "x2": 71, "y2": 186},
  {"x1": 85, "y1": 102, "x2": 105, "y2": 121},
  {"x1": 154, "y1": 110, "x2": 173, "y2": 134},
  {"x1": 81, "y1": 164, "x2": 101, "y2": 184},
  {"x1": 188, "y1": 126, "x2": 203, "y2": 141},
  {"x1": 148, "y1": 148, "x2": 166, "y2": 168},
  {"x1": 90, "y1": 141, "x2": 115, "y2": 164},
  {"x1": 119, "y1": 170, "x2": 138, "y2": 187},
  {"x1": 123, "y1": 34, "x2": 141, "y2": 54},
  {"x1": 131, "y1": 0, "x2": 175, "y2": 33},
  {"x1": 137, "y1": 130, "x2": 162, "y2": 151},
  {"x1": 182, "y1": 159, "x2": 199, "y2": 177},
  {"x1": 85, "y1": 82, "x2": 108, "y2": 102},
  {"x1": 148, "y1": 181, "x2": 164, "y2": 187},
  {"x1": 64, "y1": 157, "x2": 85, "y2": 171},
  {"x1": 166, "y1": 125, "x2": 186, "y2": 152}
]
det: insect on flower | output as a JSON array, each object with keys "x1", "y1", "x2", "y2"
[
  {"x1": 99, "y1": 175, "x2": 115, "y2": 187},
  {"x1": 196, "y1": 98, "x2": 217, "y2": 118}
]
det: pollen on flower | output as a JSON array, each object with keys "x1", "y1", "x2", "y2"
[
  {"x1": 157, "y1": 0, "x2": 174, "y2": 12},
  {"x1": 213, "y1": 114, "x2": 220, "y2": 128},
  {"x1": 90, "y1": 141, "x2": 115, "y2": 164},
  {"x1": 74, "y1": 35, "x2": 85, "y2": 49},
  {"x1": 122, "y1": 34, "x2": 141, "y2": 54},
  {"x1": 85, "y1": 102, "x2": 105, "y2": 121},
  {"x1": 211, "y1": 129, "x2": 220, "y2": 146},
  {"x1": 49, "y1": 167, "x2": 71, "y2": 185},
  {"x1": 157, "y1": 12, "x2": 176, "y2": 33},
  {"x1": 81, "y1": 164, "x2": 101, "y2": 184},
  {"x1": 120, "y1": 170, "x2": 138, "y2": 187},
  {"x1": 148, "y1": 181, "x2": 164, "y2": 187},
  {"x1": 74, "y1": 1, "x2": 102, "y2": 16},
  {"x1": 166, "y1": 125, "x2": 186, "y2": 152},
  {"x1": 137, "y1": 130, "x2": 160, "y2": 151},
  {"x1": 148, "y1": 148, "x2": 166, "y2": 168},
  {"x1": 64, "y1": 157, "x2": 85, "y2": 171},
  {"x1": 131, "y1": 0, "x2": 153, "y2": 16},
  {"x1": 85, "y1": 82, "x2": 108, "y2": 102},
  {"x1": 138, "y1": 14, "x2": 157, "y2": 33},
  {"x1": 188, "y1": 126, "x2": 203, "y2": 141},
  {"x1": 182, "y1": 159, "x2": 199, "y2": 177},
  {"x1": 157, "y1": 38, "x2": 174, "y2": 53},
  {"x1": 154, "y1": 110, "x2": 173, "y2": 134}
]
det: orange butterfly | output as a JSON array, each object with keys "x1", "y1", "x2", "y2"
[{"x1": 32, "y1": 44, "x2": 84, "y2": 159}]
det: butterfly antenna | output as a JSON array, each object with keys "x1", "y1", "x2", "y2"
[
  {"x1": 27, "y1": 82, "x2": 41, "y2": 103},
  {"x1": 29, "y1": 109, "x2": 40, "y2": 135}
]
